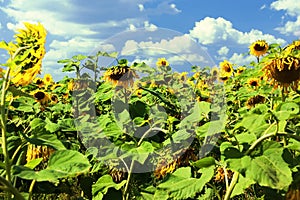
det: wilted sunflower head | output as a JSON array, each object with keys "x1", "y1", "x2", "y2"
[
  {"x1": 262, "y1": 55, "x2": 300, "y2": 91},
  {"x1": 284, "y1": 40, "x2": 300, "y2": 54},
  {"x1": 103, "y1": 65, "x2": 138, "y2": 88},
  {"x1": 249, "y1": 40, "x2": 269, "y2": 57},
  {"x1": 246, "y1": 95, "x2": 266, "y2": 108},
  {"x1": 220, "y1": 60, "x2": 233, "y2": 77}
]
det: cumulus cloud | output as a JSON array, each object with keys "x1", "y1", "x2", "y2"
[
  {"x1": 271, "y1": 0, "x2": 300, "y2": 16},
  {"x1": 228, "y1": 53, "x2": 256, "y2": 66},
  {"x1": 217, "y1": 46, "x2": 229, "y2": 56},
  {"x1": 271, "y1": 0, "x2": 300, "y2": 36},
  {"x1": 121, "y1": 34, "x2": 212, "y2": 67},
  {"x1": 189, "y1": 17, "x2": 286, "y2": 45}
]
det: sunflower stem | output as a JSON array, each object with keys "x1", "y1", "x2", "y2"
[
  {"x1": 281, "y1": 87, "x2": 286, "y2": 102},
  {"x1": 1, "y1": 68, "x2": 12, "y2": 190}
]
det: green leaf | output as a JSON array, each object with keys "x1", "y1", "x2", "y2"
[
  {"x1": 13, "y1": 96, "x2": 36, "y2": 112},
  {"x1": 191, "y1": 157, "x2": 216, "y2": 168},
  {"x1": 237, "y1": 114, "x2": 269, "y2": 136},
  {"x1": 45, "y1": 118, "x2": 60, "y2": 133},
  {"x1": 231, "y1": 174, "x2": 255, "y2": 198},
  {"x1": 72, "y1": 54, "x2": 87, "y2": 61},
  {"x1": 92, "y1": 175, "x2": 126, "y2": 199},
  {"x1": 235, "y1": 132, "x2": 257, "y2": 144},
  {"x1": 246, "y1": 147, "x2": 292, "y2": 190},
  {"x1": 57, "y1": 58, "x2": 72, "y2": 63},
  {"x1": 156, "y1": 166, "x2": 214, "y2": 199},
  {"x1": 24, "y1": 158, "x2": 43, "y2": 169},
  {"x1": 196, "y1": 120, "x2": 224, "y2": 137},
  {"x1": 13, "y1": 150, "x2": 91, "y2": 182},
  {"x1": 62, "y1": 63, "x2": 76, "y2": 72},
  {"x1": 286, "y1": 138, "x2": 300, "y2": 151},
  {"x1": 279, "y1": 102, "x2": 299, "y2": 114}
]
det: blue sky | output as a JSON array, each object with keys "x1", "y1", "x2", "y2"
[{"x1": 0, "y1": 0, "x2": 300, "y2": 80}]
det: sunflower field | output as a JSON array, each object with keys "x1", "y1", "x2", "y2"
[{"x1": 1, "y1": 22, "x2": 300, "y2": 200}]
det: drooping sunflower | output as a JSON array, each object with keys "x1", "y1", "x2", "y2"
[
  {"x1": 220, "y1": 60, "x2": 234, "y2": 77},
  {"x1": 284, "y1": 40, "x2": 300, "y2": 54},
  {"x1": 26, "y1": 144, "x2": 55, "y2": 163},
  {"x1": 249, "y1": 40, "x2": 269, "y2": 59},
  {"x1": 262, "y1": 54, "x2": 300, "y2": 91},
  {"x1": 8, "y1": 22, "x2": 47, "y2": 86},
  {"x1": 246, "y1": 95, "x2": 266, "y2": 108},
  {"x1": 103, "y1": 65, "x2": 138, "y2": 88}
]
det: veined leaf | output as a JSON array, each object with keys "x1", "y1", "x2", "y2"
[{"x1": 13, "y1": 150, "x2": 91, "y2": 182}]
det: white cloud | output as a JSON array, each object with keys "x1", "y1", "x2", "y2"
[
  {"x1": 121, "y1": 34, "x2": 212, "y2": 67},
  {"x1": 189, "y1": 17, "x2": 286, "y2": 45},
  {"x1": 170, "y1": 3, "x2": 181, "y2": 13},
  {"x1": 271, "y1": 0, "x2": 300, "y2": 16},
  {"x1": 271, "y1": 0, "x2": 300, "y2": 36},
  {"x1": 228, "y1": 53, "x2": 256, "y2": 66},
  {"x1": 275, "y1": 16, "x2": 300, "y2": 36},
  {"x1": 217, "y1": 46, "x2": 229, "y2": 56},
  {"x1": 138, "y1": 4, "x2": 144, "y2": 12}
]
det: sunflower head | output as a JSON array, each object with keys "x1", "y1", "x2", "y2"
[
  {"x1": 220, "y1": 60, "x2": 233, "y2": 77},
  {"x1": 43, "y1": 74, "x2": 54, "y2": 86},
  {"x1": 34, "y1": 77, "x2": 44, "y2": 88},
  {"x1": 284, "y1": 40, "x2": 300, "y2": 54},
  {"x1": 248, "y1": 78, "x2": 260, "y2": 87},
  {"x1": 236, "y1": 66, "x2": 246, "y2": 75},
  {"x1": 246, "y1": 95, "x2": 266, "y2": 108},
  {"x1": 32, "y1": 90, "x2": 50, "y2": 106},
  {"x1": 263, "y1": 55, "x2": 300, "y2": 91},
  {"x1": 9, "y1": 22, "x2": 47, "y2": 86},
  {"x1": 249, "y1": 40, "x2": 269, "y2": 57},
  {"x1": 156, "y1": 58, "x2": 169, "y2": 67},
  {"x1": 103, "y1": 65, "x2": 138, "y2": 88},
  {"x1": 219, "y1": 75, "x2": 230, "y2": 83}
]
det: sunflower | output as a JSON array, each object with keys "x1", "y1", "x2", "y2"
[
  {"x1": 8, "y1": 22, "x2": 47, "y2": 86},
  {"x1": 262, "y1": 55, "x2": 300, "y2": 91},
  {"x1": 219, "y1": 75, "x2": 230, "y2": 82},
  {"x1": 34, "y1": 77, "x2": 44, "y2": 88},
  {"x1": 246, "y1": 95, "x2": 266, "y2": 108},
  {"x1": 26, "y1": 144, "x2": 55, "y2": 163},
  {"x1": 32, "y1": 90, "x2": 50, "y2": 106},
  {"x1": 249, "y1": 40, "x2": 269, "y2": 59},
  {"x1": 214, "y1": 167, "x2": 233, "y2": 183},
  {"x1": 50, "y1": 94, "x2": 58, "y2": 104},
  {"x1": 220, "y1": 60, "x2": 234, "y2": 77},
  {"x1": 154, "y1": 159, "x2": 177, "y2": 179},
  {"x1": 248, "y1": 78, "x2": 260, "y2": 87},
  {"x1": 0, "y1": 67, "x2": 3, "y2": 78},
  {"x1": 156, "y1": 58, "x2": 169, "y2": 67},
  {"x1": 236, "y1": 66, "x2": 246, "y2": 75},
  {"x1": 43, "y1": 74, "x2": 54, "y2": 86},
  {"x1": 284, "y1": 40, "x2": 300, "y2": 54},
  {"x1": 103, "y1": 65, "x2": 138, "y2": 88}
]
